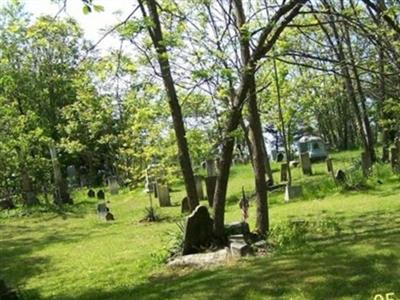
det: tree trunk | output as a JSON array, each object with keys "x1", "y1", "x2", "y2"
[{"x1": 138, "y1": 0, "x2": 199, "y2": 211}]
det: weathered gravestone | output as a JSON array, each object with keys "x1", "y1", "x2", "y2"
[
  {"x1": 183, "y1": 205, "x2": 213, "y2": 255},
  {"x1": 0, "y1": 197, "x2": 15, "y2": 210},
  {"x1": 289, "y1": 160, "x2": 299, "y2": 168},
  {"x1": 97, "y1": 190, "x2": 105, "y2": 200},
  {"x1": 87, "y1": 189, "x2": 95, "y2": 198},
  {"x1": 157, "y1": 184, "x2": 171, "y2": 207},
  {"x1": 300, "y1": 152, "x2": 312, "y2": 175},
  {"x1": 205, "y1": 176, "x2": 217, "y2": 207},
  {"x1": 108, "y1": 176, "x2": 120, "y2": 195},
  {"x1": 361, "y1": 152, "x2": 372, "y2": 177},
  {"x1": 335, "y1": 169, "x2": 346, "y2": 185},
  {"x1": 181, "y1": 197, "x2": 190, "y2": 213},
  {"x1": 96, "y1": 203, "x2": 114, "y2": 221},
  {"x1": 280, "y1": 163, "x2": 288, "y2": 182},
  {"x1": 284, "y1": 185, "x2": 303, "y2": 202},
  {"x1": 194, "y1": 175, "x2": 205, "y2": 200}
]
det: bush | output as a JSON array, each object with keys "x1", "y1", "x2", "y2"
[
  {"x1": 165, "y1": 221, "x2": 185, "y2": 258},
  {"x1": 141, "y1": 207, "x2": 160, "y2": 222},
  {"x1": 269, "y1": 215, "x2": 342, "y2": 250}
]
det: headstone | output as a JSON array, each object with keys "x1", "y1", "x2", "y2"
[
  {"x1": 361, "y1": 152, "x2": 372, "y2": 177},
  {"x1": 194, "y1": 175, "x2": 205, "y2": 200},
  {"x1": 87, "y1": 189, "x2": 95, "y2": 198},
  {"x1": 206, "y1": 159, "x2": 217, "y2": 177},
  {"x1": 284, "y1": 185, "x2": 303, "y2": 202},
  {"x1": 289, "y1": 160, "x2": 299, "y2": 168},
  {"x1": 335, "y1": 169, "x2": 346, "y2": 185},
  {"x1": 181, "y1": 196, "x2": 190, "y2": 213},
  {"x1": 276, "y1": 152, "x2": 284, "y2": 162},
  {"x1": 280, "y1": 163, "x2": 288, "y2": 182},
  {"x1": 182, "y1": 205, "x2": 213, "y2": 255},
  {"x1": 0, "y1": 197, "x2": 15, "y2": 210},
  {"x1": 205, "y1": 176, "x2": 217, "y2": 207},
  {"x1": 96, "y1": 203, "x2": 109, "y2": 217},
  {"x1": 157, "y1": 184, "x2": 171, "y2": 207},
  {"x1": 300, "y1": 152, "x2": 312, "y2": 175},
  {"x1": 105, "y1": 212, "x2": 115, "y2": 221},
  {"x1": 97, "y1": 190, "x2": 105, "y2": 200},
  {"x1": 108, "y1": 176, "x2": 120, "y2": 195}
]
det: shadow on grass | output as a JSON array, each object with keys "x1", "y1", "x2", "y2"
[{"x1": 56, "y1": 210, "x2": 400, "y2": 300}]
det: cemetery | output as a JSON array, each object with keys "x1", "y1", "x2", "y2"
[{"x1": 1, "y1": 1, "x2": 400, "y2": 299}]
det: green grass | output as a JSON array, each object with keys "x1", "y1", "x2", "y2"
[{"x1": 1, "y1": 149, "x2": 400, "y2": 299}]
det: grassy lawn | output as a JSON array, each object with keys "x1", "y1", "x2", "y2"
[{"x1": 1, "y1": 150, "x2": 400, "y2": 299}]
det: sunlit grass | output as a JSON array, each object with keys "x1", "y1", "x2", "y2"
[{"x1": 1, "y1": 149, "x2": 399, "y2": 299}]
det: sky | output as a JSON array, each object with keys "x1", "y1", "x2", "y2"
[{"x1": 3, "y1": 0, "x2": 136, "y2": 51}]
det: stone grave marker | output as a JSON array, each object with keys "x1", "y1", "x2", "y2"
[
  {"x1": 157, "y1": 184, "x2": 171, "y2": 207},
  {"x1": 284, "y1": 185, "x2": 303, "y2": 202},
  {"x1": 97, "y1": 190, "x2": 105, "y2": 200},
  {"x1": 326, "y1": 158, "x2": 333, "y2": 173},
  {"x1": 194, "y1": 175, "x2": 205, "y2": 200},
  {"x1": 205, "y1": 176, "x2": 217, "y2": 207},
  {"x1": 87, "y1": 189, "x2": 95, "y2": 198},
  {"x1": 335, "y1": 169, "x2": 346, "y2": 185},
  {"x1": 300, "y1": 152, "x2": 312, "y2": 175},
  {"x1": 181, "y1": 196, "x2": 190, "y2": 213},
  {"x1": 183, "y1": 205, "x2": 213, "y2": 255},
  {"x1": 280, "y1": 163, "x2": 288, "y2": 182}
]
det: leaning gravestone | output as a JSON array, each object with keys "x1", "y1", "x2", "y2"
[
  {"x1": 87, "y1": 189, "x2": 95, "y2": 198},
  {"x1": 335, "y1": 169, "x2": 346, "y2": 185},
  {"x1": 157, "y1": 184, "x2": 171, "y2": 207},
  {"x1": 194, "y1": 175, "x2": 205, "y2": 200},
  {"x1": 300, "y1": 152, "x2": 312, "y2": 175},
  {"x1": 181, "y1": 196, "x2": 190, "y2": 213},
  {"x1": 205, "y1": 176, "x2": 217, "y2": 207},
  {"x1": 182, "y1": 205, "x2": 213, "y2": 255},
  {"x1": 97, "y1": 190, "x2": 105, "y2": 200},
  {"x1": 280, "y1": 163, "x2": 288, "y2": 182}
]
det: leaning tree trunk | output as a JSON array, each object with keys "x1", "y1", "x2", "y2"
[
  {"x1": 212, "y1": 0, "x2": 307, "y2": 238},
  {"x1": 233, "y1": 0, "x2": 269, "y2": 234},
  {"x1": 138, "y1": 0, "x2": 199, "y2": 211}
]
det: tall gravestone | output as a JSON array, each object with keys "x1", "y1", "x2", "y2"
[
  {"x1": 280, "y1": 163, "x2": 288, "y2": 182},
  {"x1": 300, "y1": 152, "x2": 312, "y2": 175},
  {"x1": 157, "y1": 184, "x2": 171, "y2": 207},
  {"x1": 194, "y1": 175, "x2": 205, "y2": 200},
  {"x1": 182, "y1": 205, "x2": 213, "y2": 255}
]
